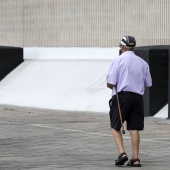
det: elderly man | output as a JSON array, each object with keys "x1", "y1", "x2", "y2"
[{"x1": 106, "y1": 36, "x2": 152, "y2": 167}]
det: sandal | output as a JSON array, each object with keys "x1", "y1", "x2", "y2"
[
  {"x1": 126, "y1": 158, "x2": 141, "y2": 167},
  {"x1": 115, "y1": 152, "x2": 128, "y2": 165}
]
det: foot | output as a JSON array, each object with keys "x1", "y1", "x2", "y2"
[
  {"x1": 126, "y1": 158, "x2": 141, "y2": 167},
  {"x1": 115, "y1": 152, "x2": 128, "y2": 166}
]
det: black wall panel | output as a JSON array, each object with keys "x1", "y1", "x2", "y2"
[
  {"x1": 0, "y1": 46, "x2": 23, "y2": 81},
  {"x1": 134, "y1": 46, "x2": 170, "y2": 117}
]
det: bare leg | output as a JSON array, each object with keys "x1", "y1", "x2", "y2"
[
  {"x1": 129, "y1": 130, "x2": 140, "y2": 163},
  {"x1": 112, "y1": 128, "x2": 125, "y2": 154}
]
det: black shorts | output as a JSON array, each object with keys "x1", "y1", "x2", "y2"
[{"x1": 109, "y1": 92, "x2": 144, "y2": 131}]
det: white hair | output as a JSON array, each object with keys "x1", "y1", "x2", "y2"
[{"x1": 124, "y1": 46, "x2": 135, "y2": 51}]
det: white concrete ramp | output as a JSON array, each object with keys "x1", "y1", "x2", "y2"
[{"x1": 0, "y1": 48, "x2": 119, "y2": 113}]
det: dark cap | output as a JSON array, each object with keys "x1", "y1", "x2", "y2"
[{"x1": 119, "y1": 36, "x2": 136, "y2": 47}]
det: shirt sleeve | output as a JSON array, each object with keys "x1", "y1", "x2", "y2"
[
  {"x1": 106, "y1": 60, "x2": 118, "y2": 85},
  {"x1": 144, "y1": 65, "x2": 152, "y2": 87}
]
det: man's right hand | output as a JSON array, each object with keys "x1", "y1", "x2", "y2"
[{"x1": 107, "y1": 83, "x2": 114, "y2": 89}]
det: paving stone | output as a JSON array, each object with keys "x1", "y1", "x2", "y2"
[{"x1": 0, "y1": 105, "x2": 169, "y2": 170}]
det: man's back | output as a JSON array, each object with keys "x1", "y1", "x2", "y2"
[{"x1": 107, "y1": 51, "x2": 152, "y2": 95}]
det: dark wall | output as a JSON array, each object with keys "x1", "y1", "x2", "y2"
[
  {"x1": 0, "y1": 46, "x2": 23, "y2": 81},
  {"x1": 134, "y1": 46, "x2": 170, "y2": 117}
]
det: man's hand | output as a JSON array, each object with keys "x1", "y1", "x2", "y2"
[{"x1": 107, "y1": 83, "x2": 114, "y2": 89}]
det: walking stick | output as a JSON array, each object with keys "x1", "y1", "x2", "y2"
[{"x1": 115, "y1": 86, "x2": 125, "y2": 134}]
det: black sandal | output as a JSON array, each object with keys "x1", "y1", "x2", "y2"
[
  {"x1": 126, "y1": 158, "x2": 141, "y2": 167},
  {"x1": 115, "y1": 152, "x2": 128, "y2": 165}
]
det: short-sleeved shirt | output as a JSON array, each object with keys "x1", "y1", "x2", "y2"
[{"x1": 106, "y1": 51, "x2": 152, "y2": 96}]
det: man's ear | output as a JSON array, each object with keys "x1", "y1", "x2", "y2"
[{"x1": 121, "y1": 45, "x2": 126, "y2": 52}]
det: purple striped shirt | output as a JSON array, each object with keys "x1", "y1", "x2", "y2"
[{"x1": 107, "y1": 51, "x2": 152, "y2": 96}]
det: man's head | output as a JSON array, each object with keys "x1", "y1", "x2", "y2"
[{"x1": 119, "y1": 36, "x2": 136, "y2": 52}]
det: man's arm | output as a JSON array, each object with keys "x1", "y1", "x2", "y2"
[
  {"x1": 144, "y1": 65, "x2": 152, "y2": 87},
  {"x1": 106, "y1": 60, "x2": 117, "y2": 90}
]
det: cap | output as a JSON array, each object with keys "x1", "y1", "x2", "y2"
[{"x1": 119, "y1": 36, "x2": 136, "y2": 47}]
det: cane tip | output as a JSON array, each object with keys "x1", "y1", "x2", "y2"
[{"x1": 122, "y1": 130, "x2": 125, "y2": 134}]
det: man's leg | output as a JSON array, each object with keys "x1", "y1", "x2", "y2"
[
  {"x1": 129, "y1": 130, "x2": 140, "y2": 163},
  {"x1": 112, "y1": 128, "x2": 125, "y2": 154},
  {"x1": 112, "y1": 128, "x2": 128, "y2": 165}
]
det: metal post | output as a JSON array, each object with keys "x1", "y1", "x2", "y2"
[{"x1": 168, "y1": 52, "x2": 170, "y2": 119}]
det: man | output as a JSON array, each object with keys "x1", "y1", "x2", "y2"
[{"x1": 106, "y1": 36, "x2": 152, "y2": 167}]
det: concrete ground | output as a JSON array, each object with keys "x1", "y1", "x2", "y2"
[{"x1": 0, "y1": 105, "x2": 170, "y2": 170}]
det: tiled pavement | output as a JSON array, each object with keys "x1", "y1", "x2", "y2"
[{"x1": 0, "y1": 105, "x2": 170, "y2": 170}]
